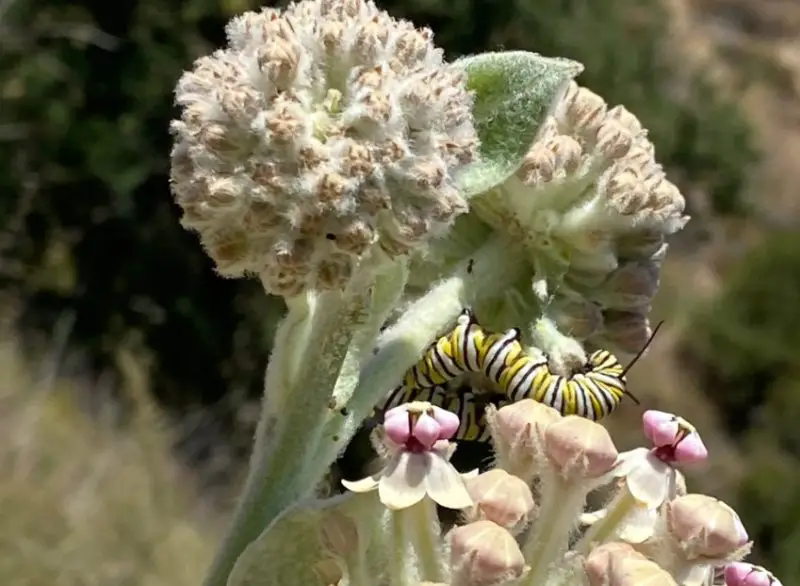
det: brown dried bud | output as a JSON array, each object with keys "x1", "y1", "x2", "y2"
[
  {"x1": 464, "y1": 469, "x2": 536, "y2": 534},
  {"x1": 550, "y1": 296, "x2": 604, "y2": 340},
  {"x1": 597, "y1": 260, "x2": 660, "y2": 311},
  {"x1": 601, "y1": 310, "x2": 652, "y2": 356},
  {"x1": 543, "y1": 416, "x2": 619, "y2": 480},
  {"x1": 666, "y1": 494, "x2": 750, "y2": 558},
  {"x1": 450, "y1": 520, "x2": 527, "y2": 586},
  {"x1": 559, "y1": 81, "x2": 608, "y2": 137}
]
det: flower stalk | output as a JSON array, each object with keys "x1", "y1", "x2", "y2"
[
  {"x1": 205, "y1": 255, "x2": 406, "y2": 586},
  {"x1": 520, "y1": 472, "x2": 587, "y2": 586}
]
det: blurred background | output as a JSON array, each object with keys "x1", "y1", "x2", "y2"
[{"x1": 1, "y1": 0, "x2": 799, "y2": 583}]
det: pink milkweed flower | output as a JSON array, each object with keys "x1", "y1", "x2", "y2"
[
  {"x1": 642, "y1": 410, "x2": 708, "y2": 465},
  {"x1": 725, "y1": 562, "x2": 783, "y2": 586},
  {"x1": 342, "y1": 401, "x2": 475, "y2": 510},
  {"x1": 383, "y1": 402, "x2": 461, "y2": 450}
]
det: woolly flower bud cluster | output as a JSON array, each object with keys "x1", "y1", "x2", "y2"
[
  {"x1": 326, "y1": 402, "x2": 781, "y2": 586},
  {"x1": 472, "y1": 82, "x2": 688, "y2": 354},
  {"x1": 169, "y1": 0, "x2": 478, "y2": 296}
]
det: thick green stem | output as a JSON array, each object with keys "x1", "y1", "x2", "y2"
[
  {"x1": 406, "y1": 498, "x2": 446, "y2": 582},
  {"x1": 203, "y1": 258, "x2": 401, "y2": 586},
  {"x1": 573, "y1": 490, "x2": 638, "y2": 556}
]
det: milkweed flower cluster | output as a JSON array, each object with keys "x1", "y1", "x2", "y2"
[
  {"x1": 323, "y1": 404, "x2": 780, "y2": 586},
  {"x1": 170, "y1": 0, "x2": 478, "y2": 296},
  {"x1": 431, "y1": 81, "x2": 690, "y2": 369}
]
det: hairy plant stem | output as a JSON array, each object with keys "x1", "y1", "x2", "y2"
[
  {"x1": 203, "y1": 256, "x2": 405, "y2": 586},
  {"x1": 389, "y1": 509, "x2": 413, "y2": 586},
  {"x1": 521, "y1": 472, "x2": 587, "y2": 586},
  {"x1": 406, "y1": 498, "x2": 446, "y2": 582}
]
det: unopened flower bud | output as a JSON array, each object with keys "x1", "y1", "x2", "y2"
[
  {"x1": 597, "y1": 260, "x2": 660, "y2": 311},
  {"x1": 492, "y1": 400, "x2": 561, "y2": 447},
  {"x1": 584, "y1": 542, "x2": 648, "y2": 585},
  {"x1": 558, "y1": 81, "x2": 608, "y2": 137},
  {"x1": 464, "y1": 469, "x2": 536, "y2": 534},
  {"x1": 450, "y1": 520, "x2": 527, "y2": 586},
  {"x1": 618, "y1": 231, "x2": 668, "y2": 261},
  {"x1": 601, "y1": 309, "x2": 652, "y2": 355},
  {"x1": 544, "y1": 416, "x2": 619, "y2": 480},
  {"x1": 666, "y1": 494, "x2": 749, "y2": 558},
  {"x1": 607, "y1": 556, "x2": 678, "y2": 586},
  {"x1": 725, "y1": 562, "x2": 783, "y2": 586},
  {"x1": 594, "y1": 119, "x2": 634, "y2": 161},
  {"x1": 170, "y1": 0, "x2": 478, "y2": 296},
  {"x1": 488, "y1": 400, "x2": 561, "y2": 478},
  {"x1": 550, "y1": 296, "x2": 604, "y2": 340}
]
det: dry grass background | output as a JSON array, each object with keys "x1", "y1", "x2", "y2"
[{"x1": 0, "y1": 334, "x2": 223, "y2": 586}]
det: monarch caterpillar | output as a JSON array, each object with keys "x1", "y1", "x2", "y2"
[
  {"x1": 401, "y1": 309, "x2": 488, "y2": 389},
  {"x1": 374, "y1": 383, "x2": 508, "y2": 443},
  {"x1": 478, "y1": 321, "x2": 663, "y2": 420},
  {"x1": 396, "y1": 308, "x2": 663, "y2": 422}
]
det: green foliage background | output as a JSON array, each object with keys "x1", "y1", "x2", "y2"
[{"x1": 6, "y1": 0, "x2": 799, "y2": 580}]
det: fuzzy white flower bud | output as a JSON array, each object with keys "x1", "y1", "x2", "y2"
[
  {"x1": 449, "y1": 520, "x2": 528, "y2": 586},
  {"x1": 464, "y1": 469, "x2": 537, "y2": 534},
  {"x1": 170, "y1": 0, "x2": 478, "y2": 296},
  {"x1": 460, "y1": 80, "x2": 687, "y2": 361}
]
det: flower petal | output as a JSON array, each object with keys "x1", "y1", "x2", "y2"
[
  {"x1": 616, "y1": 503, "x2": 658, "y2": 543},
  {"x1": 579, "y1": 508, "x2": 607, "y2": 526},
  {"x1": 625, "y1": 451, "x2": 672, "y2": 508},
  {"x1": 430, "y1": 405, "x2": 460, "y2": 440},
  {"x1": 342, "y1": 473, "x2": 382, "y2": 493},
  {"x1": 413, "y1": 413, "x2": 441, "y2": 449},
  {"x1": 384, "y1": 411, "x2": 412, "y2": 445},
  {"x1": 673, "y1": 432, "x2": 708, "y2": 464},
  {"x1": 379, "y1": 451, "x2": 428, "y2": 510},
  {"x1": 424, "y1": 452, "x2": 473, "y2": 510},
  {"x1": 642, "y1": 410, "x2": 679, "y2": 447}
]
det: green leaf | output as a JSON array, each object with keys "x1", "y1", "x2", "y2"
[
  {"x1": 454, "y1": 51, "x2": 584, "y2": 197},
  {"x1": 226, "y1": 497, "x2": 342, "y2": 586}
]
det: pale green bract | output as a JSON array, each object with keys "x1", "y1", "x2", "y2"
[{"x1": 455, "y1": 52, "x2": 583, "y2": 198}]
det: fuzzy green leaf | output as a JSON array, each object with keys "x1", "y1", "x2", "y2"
[
  {"x1": 226, "y1": 496, "x2": 348, "y2": 586},
  {"x1": 454, "y1": 51, "x2": 584, "y2": 197}
]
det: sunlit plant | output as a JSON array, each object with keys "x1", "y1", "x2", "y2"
[{"x1": 167, "y1": 0, "x2": 780, "y2": 585}]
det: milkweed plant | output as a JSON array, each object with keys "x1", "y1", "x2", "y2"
[{"x1": 168, "y1": 1, "x2": 780, "y2": 585}]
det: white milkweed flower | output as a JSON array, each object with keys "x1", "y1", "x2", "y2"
[{"x1": 169, "y1": 0, "x2": 479, "y2": 297}]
